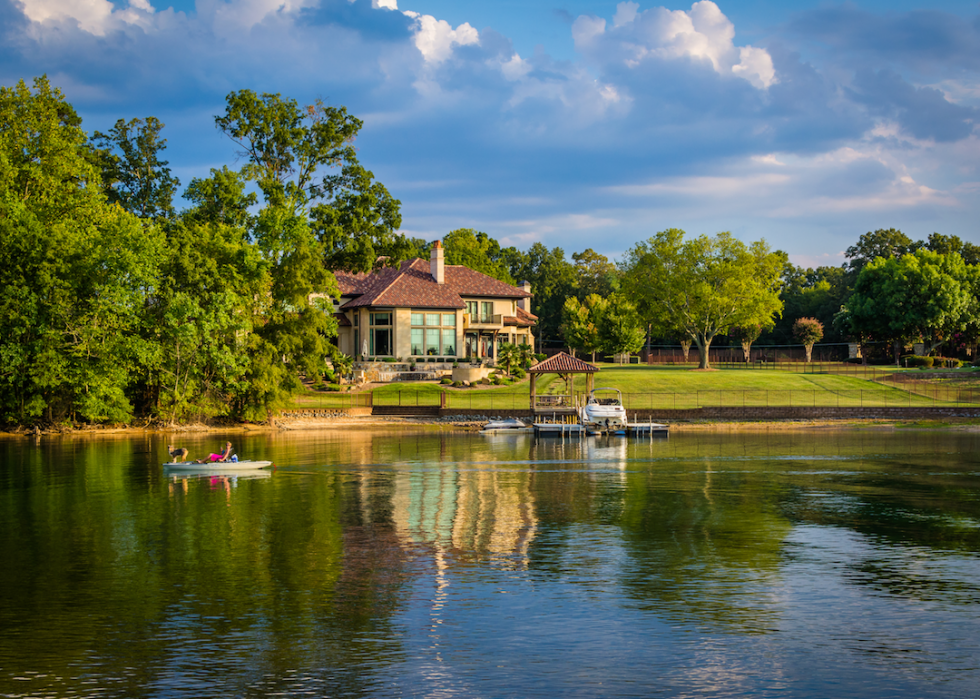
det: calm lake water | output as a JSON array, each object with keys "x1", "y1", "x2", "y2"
[{"x1": 1, "y1": 428, "x2": 979, "y2": 698}]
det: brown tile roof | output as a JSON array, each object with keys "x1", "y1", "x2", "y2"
[
  {"x1": 517, "y1": 306, "x2": 538, "y2": 322},
  {"x1": 334, "y1": 258, "x2": 533, "y2": 312},
  {"x1": 529, "y1": 352, "x2": 599, "y2": 374},
  {"x1": 333, "y1": 312, "x2": 351, "y2": 327},
  {"x1": 502, "y1": 306, "x2": 537, "y2": 327}
]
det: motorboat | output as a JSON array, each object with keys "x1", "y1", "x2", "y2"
[
  {"x1": 481, "y1": 417, "x2": 532, "y2": 434},
  {"x1": 580, "y1": 388, "x2": 627, "y2": 431}
]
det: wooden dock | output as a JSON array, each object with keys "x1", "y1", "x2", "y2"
[{"x1": 532, "y1": 421, "x2": 668, "y2": 438}]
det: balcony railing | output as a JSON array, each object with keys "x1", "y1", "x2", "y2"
[{"x1": 463, "y1": 313, "x2": 504, "y2": 329}]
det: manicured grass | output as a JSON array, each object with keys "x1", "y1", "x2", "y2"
[{"x1": 285, "y1": 363, "x2": 980, "y2": 411}]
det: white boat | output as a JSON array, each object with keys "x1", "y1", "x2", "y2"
[
  {"x1": 164, "y1": 460, "x2": 273, "y2": 470},
  {"x1": 580, "y1": 388, "x2": 627, "y2": 431},
  {"x1": 481, "y1": 417, "x2": 532, "y2": 433}
]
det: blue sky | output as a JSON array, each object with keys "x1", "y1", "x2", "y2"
[{"x1": 4, "y1": 0, "x2": 980, "y2": 267}]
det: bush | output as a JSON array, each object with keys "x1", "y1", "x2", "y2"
[
  {"x1": 512, "y1": 367, "x2": 526, "y2": 379},
  {"x1": 441, "y1": 377, "x2": 453, "y2": 385},
  {"x1": 906, "y1": 355, "x2": 934, "y2": 368},
  {"x1": 326, "y1": 384, "x2": 341, "y2": 392},
  {"x1": 534, "y1": 353, "x2": 547, "y2": 362},
  {"x1": 453, "y1": 381, "x2": 463, "y2": 388}
]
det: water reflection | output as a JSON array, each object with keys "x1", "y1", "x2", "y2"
[{"x1": 0, "y1": 429, "x2": 978, "y2": 698}]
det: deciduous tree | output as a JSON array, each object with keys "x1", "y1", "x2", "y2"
[
  {"x1": 621, "y1": 229, "x2": 784, "y2": 369},
  {"x1": 92, "y1": 116, "x2": 180, "y2": 220}
]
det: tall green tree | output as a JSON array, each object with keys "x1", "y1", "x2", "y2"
[
  {"x1": 621, "y1": 229, "x2": 784, "y2": 369},
  {"x1": 560, "y1": 294, "x2": 606, "y2": 360},
  {"x1": 214, "y1": 89, "x2": 381, "y2": 418},
  {"x1": 841, "y1": 249, "x2": 977, "y2": 363},
  {"x1": 442, "y1": 228, "x2": 515, "y2": 282},
  {"x1": 182, "y1": 165, "x2": 257, "y2": 229},
  {"x1": 213, "y1": 89, "x2": 402, "y2": 274},
  {"x1": 91, "y1": 116, "x2": 180, "y2": 220},
  {"x1": 0, "y1": 76, "x2": 164, "y2": 424},
  {"x1": 845, "y1": 228, "x2": 917, "y2": 277},
  {"x1": 597, "y1": 293, "x2": 645, "y2": 359},
  {"x1": 146, "y1": 218, "x2": 270, "y2": 422},
  {"x1": 572, "y1": 248, "x2": 618, "y2": 298},
  {"x1": 505, "y1": 243, "x2": 576, "y2": 347}
]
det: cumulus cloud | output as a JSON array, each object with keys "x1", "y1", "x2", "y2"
[
  {"x1": 18, "y1": 0, "x2": 154, "y2": 35},
  {"x1": 407, "y1": 13, "x2": 479, "y2": 64},
  {"x1": 574, "y1": 1, "x2": 776, "y2": 89}
]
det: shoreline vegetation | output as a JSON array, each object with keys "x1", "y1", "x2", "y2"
[{"x1": 6, "y1": 363, "x2": 980, "y2": 437}]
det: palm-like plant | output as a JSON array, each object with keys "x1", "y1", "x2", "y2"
[{"x1": 497, "y1": 342, "x2": 519, "y2": 375}]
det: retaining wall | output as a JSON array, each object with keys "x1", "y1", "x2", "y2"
[
  {"x1": 280, "y1": 406, "x2": 980, "y2": 421},
  {"x1": 279, "y1": 407, "x2": 374, "y2": 418}
]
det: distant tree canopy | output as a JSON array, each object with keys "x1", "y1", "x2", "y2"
[
  {"x1": 840, "y1": 249, "x2": 978, "y2": 363},
  {"x1": 442, "y1": 228, "x2": 515, "y2": 283}
]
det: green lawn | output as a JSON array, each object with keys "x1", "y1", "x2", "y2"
[{"x1": 286, "y1": 364, "x2": 980, "y2": 411}]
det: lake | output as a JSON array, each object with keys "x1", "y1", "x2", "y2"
[{"x1": 1, "y1": 427, "x2": 979, "y2": 698}]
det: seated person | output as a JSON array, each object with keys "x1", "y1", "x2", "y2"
[{"x1": 197, "y1": 442, "x2": 233, "y2": 463}]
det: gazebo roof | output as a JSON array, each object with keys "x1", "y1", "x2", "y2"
[{"x1": 528, "y1": 352, "x2": 599, "y2": 374}]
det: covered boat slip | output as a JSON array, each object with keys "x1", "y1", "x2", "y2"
[
  {"x1": 526, "y1": 353, "x2": 668, "y2": 438},
  {"x1": 528, "y1": 352, "x2": 599, "y2": 417}
]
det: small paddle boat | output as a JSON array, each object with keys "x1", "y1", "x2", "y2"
[{"x1": 164, "y1": 459, "x2": 273, "y2": 470}]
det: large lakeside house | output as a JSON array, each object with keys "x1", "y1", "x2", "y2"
[{"x1": 331, "y1": 242, "x2": 537, "y2": 364}]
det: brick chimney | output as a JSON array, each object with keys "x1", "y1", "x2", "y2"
[
  {"x1": 430, "y1": 240, "x2": 445, "y2": 284},
  {"x1": 518, "y1": 280, "x2": 532, "y2": 310}
]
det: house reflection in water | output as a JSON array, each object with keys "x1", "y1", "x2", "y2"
[{"x1": 390, "y1": 459, "x2": 538, "y2": 568}]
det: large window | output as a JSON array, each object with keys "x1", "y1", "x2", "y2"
[
  {"x1": 481, "y1": 301, "x2": 493, "y2": 323},
  {"x1": 370, "y1": 312, "x2": 391, "y2": 356},
  {"x1": 411, "y1": 310, "x2": 456, "y2": 357}
]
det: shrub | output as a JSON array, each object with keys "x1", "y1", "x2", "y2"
[
  {"x1": 326, "y1": 384, "x2": 341, "y2": 392},
  {"x1": 906, "y1": 355, "x2": 934, "y2": 368},
  {"x1": 512, "y1": 367, "x2": 526, "y2": 379},
  {"x1": 441, "y1": 377, "x2": 453, "y2": 385},
  {"x1": 453, "y1": 381, "x2": 463, "y2": 388}
]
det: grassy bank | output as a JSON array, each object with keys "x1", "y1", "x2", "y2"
[{"x1": 287, "y1": 364, "x2": 980, "y2": 411}]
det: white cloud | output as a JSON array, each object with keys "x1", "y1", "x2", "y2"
[
  {"x1": 18, "y1": 0, "x2": 138, "y2": 35},
  {"x1": 408, "y1": 13, "x2": 479, "y2": 64},
  {"x1": 575, "y1": 1, "x2": 777, "y2": 90},
  {"x1": 372, "y1": 0, "x2": 398, "y2": 9}
]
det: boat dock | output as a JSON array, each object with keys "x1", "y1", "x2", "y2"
[{"x1": 531, "y1": 420, "x2": 668, "y2": 438}]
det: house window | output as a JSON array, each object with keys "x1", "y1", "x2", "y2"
[
  {"x1": 369, "y1": 312, "x2": 392, "y2": 356},
  {"x1": 466, "y1": 301, "x2": 478, "y2": 319},
  {"x1": 481, "y1": 301, "x2": 493, "y2": 323},
  {"x1": 410, "y1": 309, "x2": 457, "y2": 357},
  {"x1": 442, "y1": 329, "x2": 456, "y2": 356}
]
